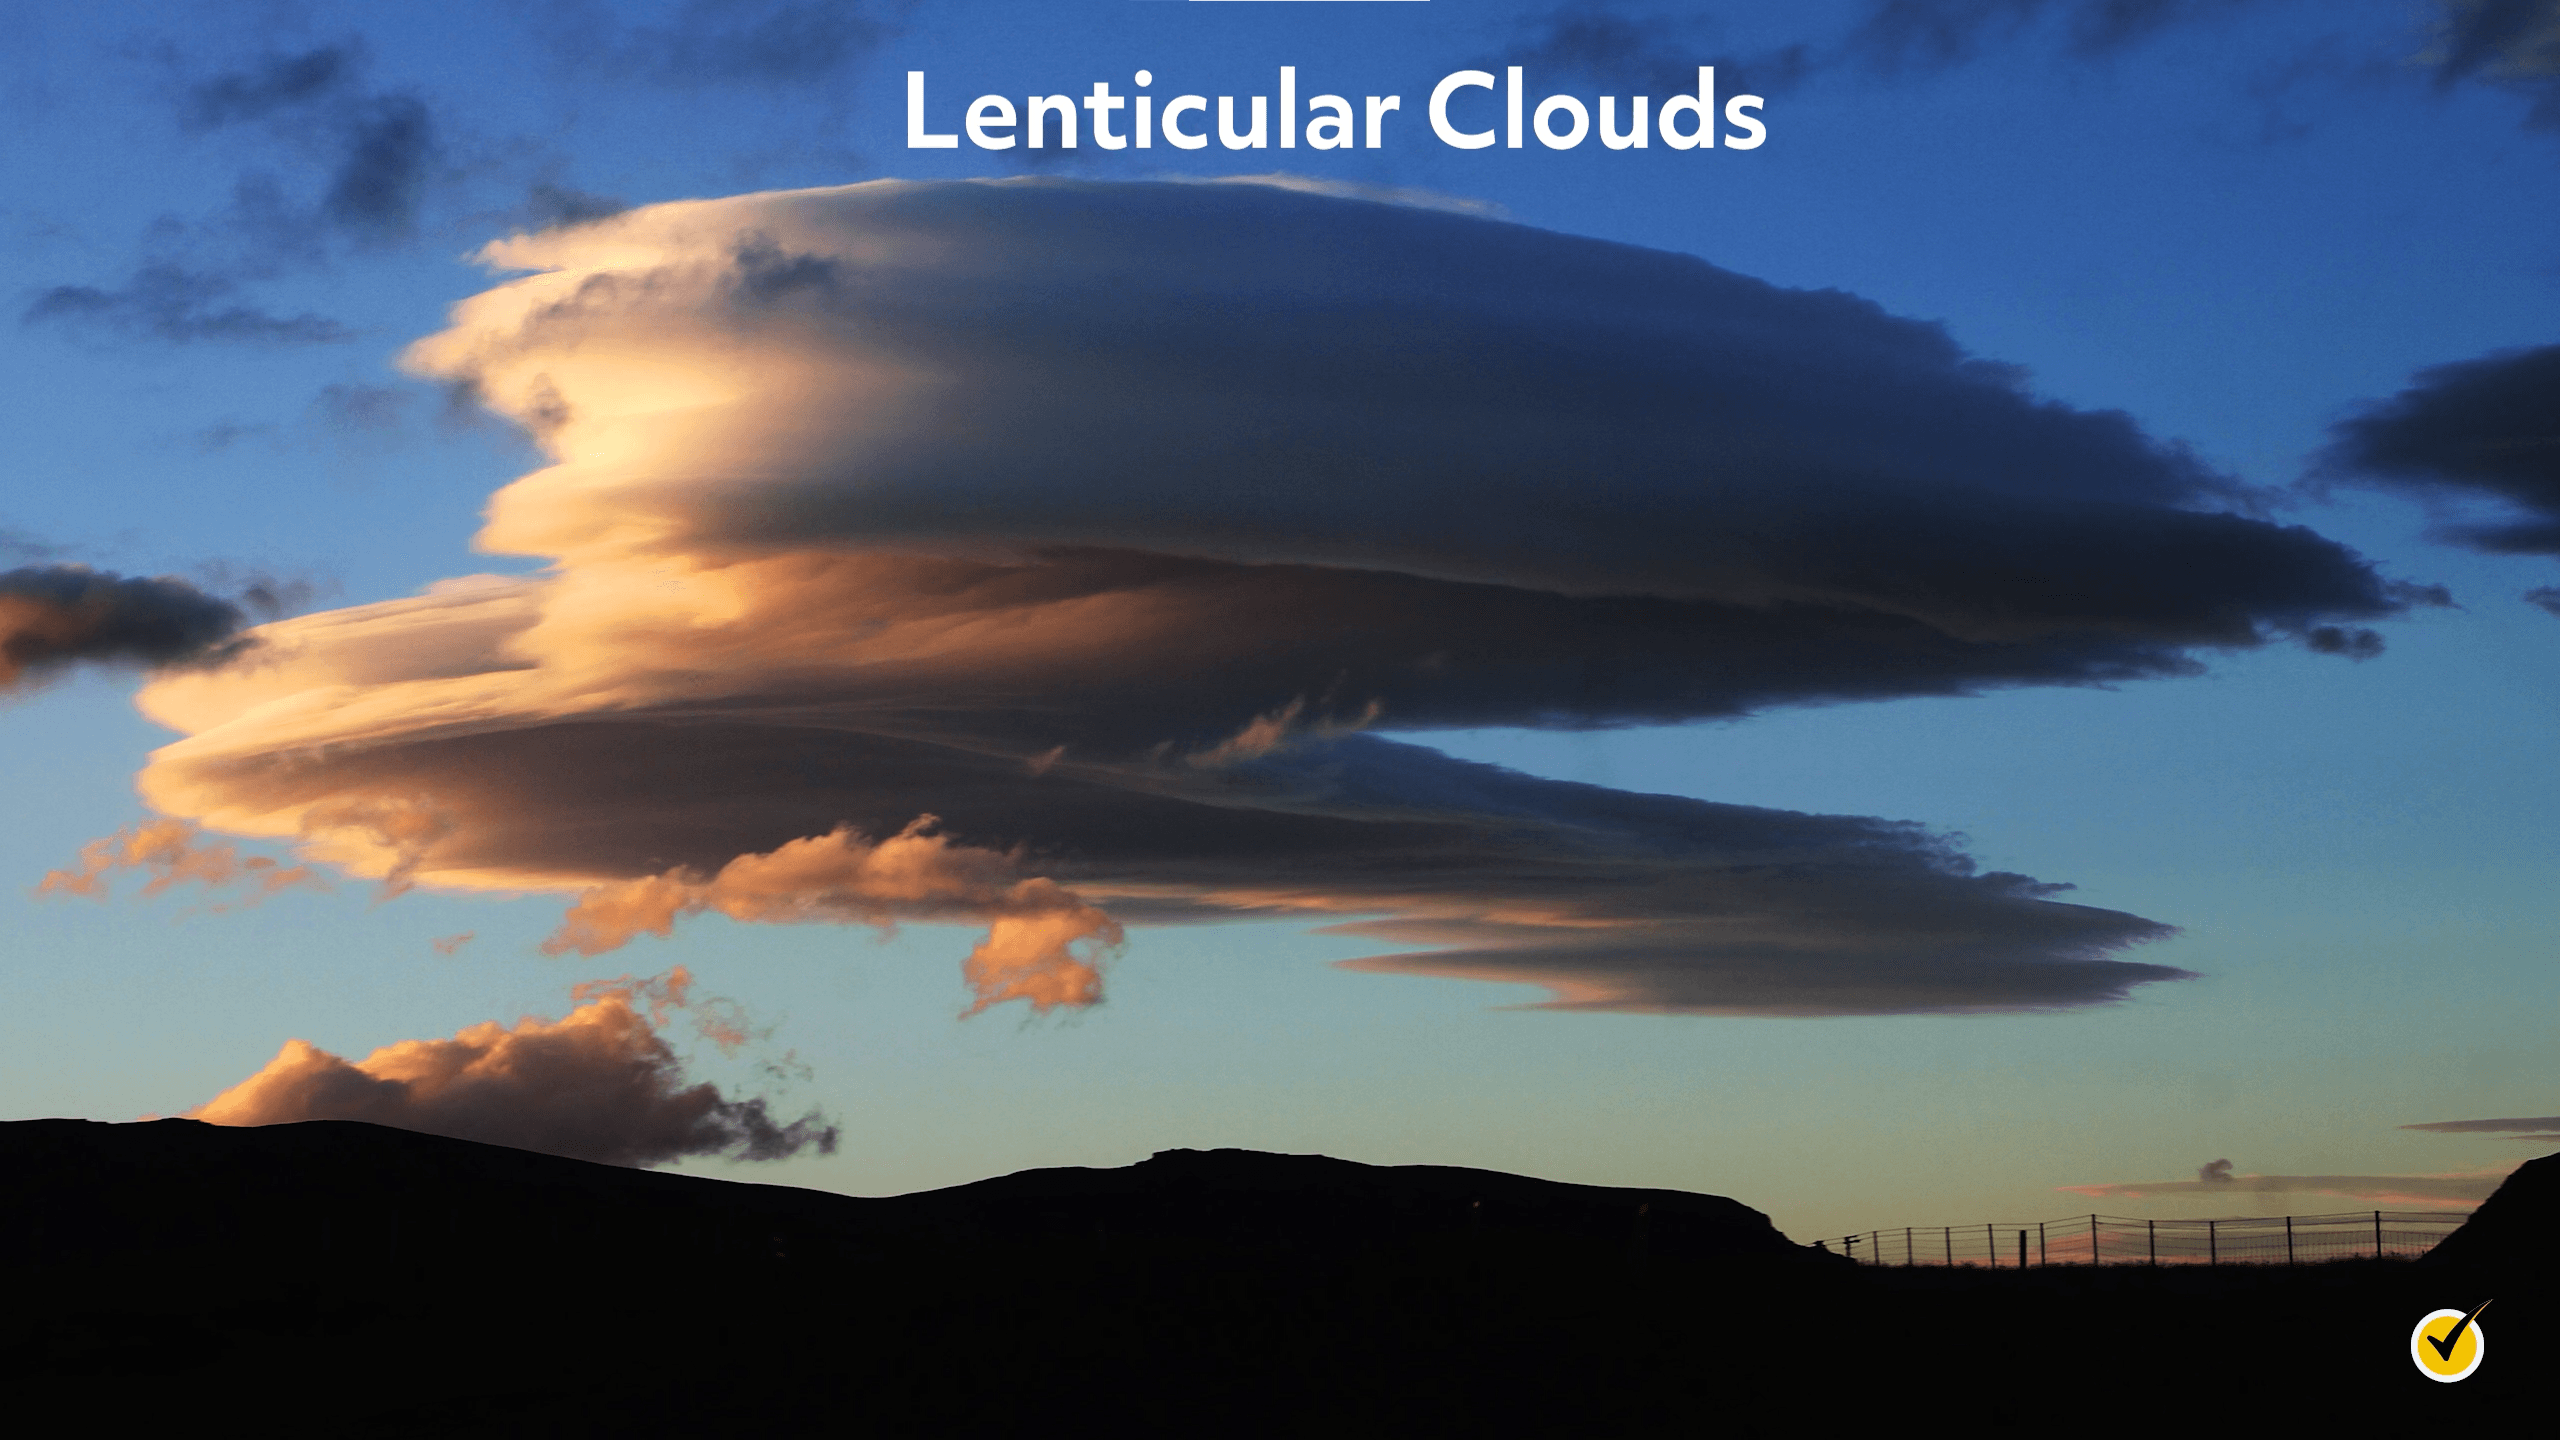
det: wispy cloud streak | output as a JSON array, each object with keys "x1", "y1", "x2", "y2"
[
  {"x1": 2062, "y1": 1166, "x2": 2510, "y2": 1208},
  {"x1": 36, "y1": 818, "x2": 322, "y2": 905}
]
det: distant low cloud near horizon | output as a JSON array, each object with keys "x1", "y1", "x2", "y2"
[
  {"x1": 2063, "y1": 1166, "x2": 2511, "y2": 1209},
  {"x1": 114, "y1": 178, "x2": 2443, "y2": 1016}
]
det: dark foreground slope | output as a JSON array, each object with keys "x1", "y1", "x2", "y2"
[{"x1": 0, "y1": 1119, "x2": 2535, "y2": 1434}]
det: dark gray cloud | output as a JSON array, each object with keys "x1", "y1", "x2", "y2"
[
  {"x1": 190, "y1": 420, "x2": 280, "y2": 454},
  {"x1": 1532, "y1": 0, "x2": 2555, "y2": 138},
  {"x1": 522, "y1": 180, "x2": 629, "y2": 230},
  {"x1": 320, "y1": 94, "x2": 435, "y2": 243},
  {"x1": 0, "y1": 565, "x2": 250, "y2": 692},
  {"x1": 2319, "y1": 343, "x2": 2560, "y2": 563},
  {"x1": 1840, "y1": 0, "x2": 2264, "y2": 73},
  {"x1": 180, "y1": 46, "x2": 357, "y2": 130},
  {"x1": 182, "y1": 45, "x2": 439, "y2": 247},
  {"x1": 27, "y1": 42, "x2": 440, "y2": 345},
  {"x1": 23, "y1": 263, "x2": 351, "y2": 344},
  {"x1": 0, "y1": 529, "x2": 65, "y2": 562},
  {"x1": 2404, "y1": 1114, "x2": 2560, "y2": 1135},
  {"x1": 1508, "y1": 0, "x2": 2262, "y2": 99},
  {"x1": 2427, "y1": 0, "x2": 2560, "y2": 126},
  {"x1": 536, "y1": 0, "x2": 902, "y2": 88},
  {"x1": 311, "y1": 381, "x2": 412, "y2": 435},
  {"x1": 1835, "y1": 0, "x2": 2560, "y2": 133},
  {"x1": 1505, "y1": 3, "x2": 1812, "y2": 97}
]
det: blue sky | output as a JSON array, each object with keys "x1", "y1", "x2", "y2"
[{"x1": 3, "y1": 0, "x2": 2557, "y2": 1242}]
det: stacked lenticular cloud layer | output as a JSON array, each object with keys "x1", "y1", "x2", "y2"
[{"x1": 132, "y1": 178, "x2": 2428, "y2": 1014}]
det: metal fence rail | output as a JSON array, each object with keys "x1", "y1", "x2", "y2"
[{"x1": 1813, "y1": 1211, "x2": 2466, "y2": 1267}]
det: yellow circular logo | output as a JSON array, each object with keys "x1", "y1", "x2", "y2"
[{"x1": 2409, "y1": 1303, "x2": 2490, "y2": 1383}]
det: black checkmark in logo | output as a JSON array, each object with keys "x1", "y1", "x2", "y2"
[{"x1": 2424, "y1": 1299, "x2": 2492, "y2": 1363}]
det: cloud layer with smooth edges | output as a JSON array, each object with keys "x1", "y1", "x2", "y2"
[{"x1": 127, "y1": 178, "x2": 2436, "y2": 1015}]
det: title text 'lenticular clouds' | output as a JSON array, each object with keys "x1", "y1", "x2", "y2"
[
  {"x1": 132, "y1": 178, "x2": 2433, "y2": 1014},
  {"x1": 190, "y1": 969, "x2": 837, "y2": 1167}
]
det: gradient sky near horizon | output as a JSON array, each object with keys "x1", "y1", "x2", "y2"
[{"x1": 4, "y1": 0, "x2": 2558, "y2": 1245}]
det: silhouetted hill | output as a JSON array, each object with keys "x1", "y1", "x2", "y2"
[
  {"x1": 1, "y1": 1117, "x2": 1822, "y2": 1277},
  {"x1": 2421, "y1": 1148, "x2": 2560, "y2": 1286},
  {"x1": 863, "y1": 1143, "x2": 1821, "y2": 1260},
  {"x1": 0, "y1": 1118, "x2": 2526, "y2": 1434}
]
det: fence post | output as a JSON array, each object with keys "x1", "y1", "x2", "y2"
[
  {"x1": 2090, "y1": 1214, "x2": 2100, "y2": 1267},
  {"x1": 2037, "y1": 1221, "x2": 2046, "y2": 1266},
  {"x1": 1905, "y1": 1226, "x2": 1913, "y2": 1267},
  {"x1": 1987, "y1": 1223, "x2": 1995, "y2": 1267},
  {"x1": 2017, "y1": 1230, "x2": 2027, "y2": 1269},
  {"x1": 2285, "y1": 1214, "x2": 2295, "y2": 1266},
  {"x1": 2208, "y1": 1219, "x2": 2217, "y2": 1266},
  {"x1": 1944, "y1": 1227, "x2": 1953, "y2": 1267},
  {"x1": 2373, "y1": 1210, "x2": 2382, "y2": 1258},
  {"x1": 2147, "y1": 1218, "x2": 2156, "y2": 1266}
]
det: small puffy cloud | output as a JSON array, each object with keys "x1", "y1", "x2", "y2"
[
  {"x1": 2198, "y1": 1157, "x2": 2234, "y2": 1182},
  {"x1": 189, "y1": 968, "x2": 836, "y2": 1167},
  {"x1": 123, "y1": 179, "x2": 2436, "y2": 1015},
  {"x1": 35, "y1": 818, "x2": 323, "y2": 905},
  {"x1": 543, "y1": 821, "x2": 1122, "y2": 1017},
  {"x1": 1, "y1": 566, "x2": 252, "y2": 692}
]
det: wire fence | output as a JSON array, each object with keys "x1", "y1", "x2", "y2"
[{"x1": 1812, "y1": 1211, "x2": 2468, "y2": 1267}]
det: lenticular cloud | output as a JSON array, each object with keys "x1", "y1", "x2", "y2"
[{"x1": 130, "y1": 178, "x2": 2431, "y2": 1014}]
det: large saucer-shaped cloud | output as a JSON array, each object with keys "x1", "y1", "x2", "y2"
[{"x1": 133, "y1": 178, "x2": 2423, "y2": 1014}]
